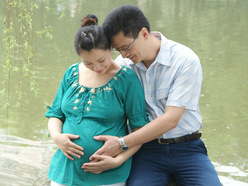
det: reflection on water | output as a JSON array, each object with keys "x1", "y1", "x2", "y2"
[
  {"x1": 0, "y1": 134, "x2": 55, "y2": 185},
  {"x1": 1, "y1": 135, "x2": 247, "y2": 186},
  {"x1": 0, "y1": 0, "x2": 248, "y2": 185}
]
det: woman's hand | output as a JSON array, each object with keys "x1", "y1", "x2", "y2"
[
  {"x1": 48, "y1": 118, "x2": 84, "y2": 160},
  {"x1": 82, "y1": 155, "x2": 119, "y2": 174},
  {"x1": 53, "y1": 133, "x2": 84, "y2": 160},
  {"x1": 83, "y1": 143, "x2": 142, "y2": 174}
]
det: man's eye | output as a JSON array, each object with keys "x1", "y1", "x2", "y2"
[{"x1": 121, "y1": 47, "x2": 129, "y2": 51}]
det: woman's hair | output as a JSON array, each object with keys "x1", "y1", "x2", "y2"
[
  {"x1": 74, "y1": 14, "x2": 111, "y2": 55},
  {"x1": 103, "y1": 5, "x2": 150, "y2": 41}
]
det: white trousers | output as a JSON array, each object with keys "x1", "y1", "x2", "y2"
[{"x1": 51, "y1": 180, "x2": 126, "y2": 186}]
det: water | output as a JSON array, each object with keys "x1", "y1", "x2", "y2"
[{"x1": 0, "y1": 0, "x2": 248, "y2": 185}]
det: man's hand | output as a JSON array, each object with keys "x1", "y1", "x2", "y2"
[
  {"x1": 53, "y1": 133, "x2": 84, "y2": 160},
  {"x1": 90, "y1": 135, "x2": 121, "y2": 160},
  {"x1": 82, "y1": 155, "x2": 119, "y2": 174}
]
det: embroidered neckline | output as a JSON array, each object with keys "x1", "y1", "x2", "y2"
[
  {"x1": 72, "y1": 62, "x2": 125, "y2": 90},
  {"x1": 71, "y1": 63, "x2": 127, "y2": 112}
]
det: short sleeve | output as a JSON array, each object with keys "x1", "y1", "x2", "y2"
[
  {"x1": 45, "y1": 67, "x2": 71, "y2": 122},
  {"x1": 166, "y1": 56, "x2": 202, "y2": 111},
  {"x1": 123, "y1": 70, "x2": 149, "y2": 130}
]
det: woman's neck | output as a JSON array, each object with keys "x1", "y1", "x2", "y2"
[{"x1": 78, "y1": 61, "x2": 121, "y2": 88}]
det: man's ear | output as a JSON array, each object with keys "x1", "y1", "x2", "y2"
[{"x1": 140, "y1": 27, "x2": 149, "y2": 40}]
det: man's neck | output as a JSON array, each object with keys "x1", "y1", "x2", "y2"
[{"x1": 142, "y1": 33, "x2": 161, "y2": 68}]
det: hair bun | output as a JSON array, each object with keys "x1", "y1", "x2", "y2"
[{"x1": 81, "y1": 14, "x2": 98, "y2": 27}]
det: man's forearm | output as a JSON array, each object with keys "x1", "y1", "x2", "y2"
[{"x1": 124, "y1": 106, "x2": 185, "y2": 148}]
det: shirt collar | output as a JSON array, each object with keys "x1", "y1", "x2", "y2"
[
  {"x1": 152, "y1": 32, "x2": 171, "y2": 66},
  {"x1": 130, "y1": 31, "x2": 172, "y2": 69}
]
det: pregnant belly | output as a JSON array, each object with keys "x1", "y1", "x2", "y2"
[{"x1": 62, "y1": 119, "x2": 105, "y2": 162}]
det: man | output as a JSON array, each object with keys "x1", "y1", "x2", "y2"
[{"x1": 89, "y1": 5, "x2": 221, "y2": 186}]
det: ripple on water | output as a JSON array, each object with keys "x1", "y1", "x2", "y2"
[
  {"x1": 0, "y1": 134, "x2": 56, "y2": 186},
  {"x1": 0, "y1": 134, "x2": 248, "y2": 186}
]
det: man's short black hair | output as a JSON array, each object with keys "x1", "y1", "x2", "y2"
[{"x1": 103, "y1": 5, "x2": 150, "y2": 42}]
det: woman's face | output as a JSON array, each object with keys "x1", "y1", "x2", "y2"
[{"x1": 80, "y1": 49, "x2": 113, "y2": 74}]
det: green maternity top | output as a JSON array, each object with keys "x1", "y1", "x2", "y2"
[{"x1": 45, "y1": 63, "x2": 148, "y2": 186}]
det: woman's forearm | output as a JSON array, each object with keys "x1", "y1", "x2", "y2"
[
  {"x1": 83, "y1": 144, "x2": 142, "y2": 173},
  {"x1": 48, "y1": 117, "x2": 63, "y2": 140},
  {"x1": 114, "y1": 144, "x2": 141, "y2": 165}
]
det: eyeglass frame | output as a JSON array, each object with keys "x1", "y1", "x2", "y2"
[{"x1": 113, "y1": 31, "x2": 140, "y2": 52}]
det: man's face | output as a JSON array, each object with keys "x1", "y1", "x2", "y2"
[{"x1": 111, "y1": 31, "x2": 142, "y2": 63}]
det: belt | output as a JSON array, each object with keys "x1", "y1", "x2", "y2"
[{"x1": 152, "y1": 132, "x2": 202, "y2": 145}]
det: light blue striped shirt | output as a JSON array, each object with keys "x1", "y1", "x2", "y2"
[{"x1": 115, "y1": 32, "x2": 203, "y2": 138}]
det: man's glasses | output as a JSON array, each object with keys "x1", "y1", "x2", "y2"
[{"x1": 113, "y1": 31, "x2": 139, "y2": 52}]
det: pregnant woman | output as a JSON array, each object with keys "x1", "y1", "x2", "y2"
[{"x1": 45, "y1": 14, "x2": 148, "y2": 186}]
